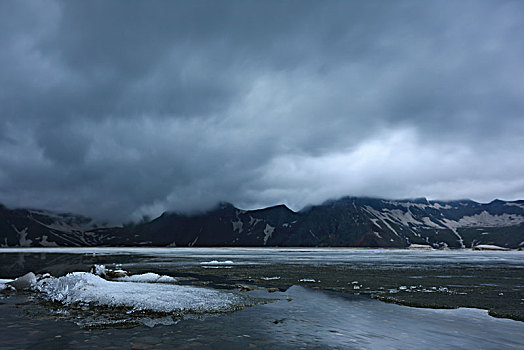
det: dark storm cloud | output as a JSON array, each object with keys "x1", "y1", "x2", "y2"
[{"x1": 1, "y1": 0, "x2": 524, "y2": 221}]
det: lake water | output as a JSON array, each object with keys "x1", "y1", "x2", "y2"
[{"x1": 0, "y1": 248, "x2": 523, "y2": 349}]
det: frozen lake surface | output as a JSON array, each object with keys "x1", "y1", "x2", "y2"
[
  {"x1": 0, "y1": 248, "x2": 523, "y2": 349},
  {"x1": 2, "y1": 246, "x2": 523, "y2": 268}
]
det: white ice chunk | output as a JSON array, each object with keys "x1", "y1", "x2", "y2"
[
  {"x1": 11, "y1": 272, "x2": 36, "y2": 290},
  {"x1": 299, "y1": 278, "x2": 316, "y2": 282},
  {"x1": 115, "y1": 273, "x2": 178, "y2": 283},
  {"x1": 92, "y1": 264, "x2": 107, "y2": 276},
  {"x1": 200, "y1": 260, "x2": 234, "y2": 265},
  {"x1": 34, "y1": 272, "x2": 248, "y2": 313},
  {"x1": 0, "y1": 279, "x2": 14, "y2": 292}
]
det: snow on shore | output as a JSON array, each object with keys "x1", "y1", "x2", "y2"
[{"x1": 472, "y1": 244, "x2": 511, "y2": 251}]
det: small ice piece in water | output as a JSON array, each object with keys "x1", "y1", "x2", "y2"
[
  {"x1": 353, "y1": 285, "x2": 360, "y2": 290},
  {"x1": 261, "y1": 276, "x2": 281, "y2": 280},
  {"x1": 141, "y1": 316, "x2": 179, "y2": 328},
  {"x1": 156, "y1": 275, "x2": 178, "y2": 283},
  {"x1": 399, "y1": 286, "x2": 408, "y2": 290},
  {"x1": 351, "y1": 281, "x2": 359, "y2": 284},
  {"x1": 91, "y1": 265, "x2": 128, "y2": 278},
  {"x1": 91, "y1": 265, "x2": 107, "y2": 277},
  {"x1": 0, "y1": 278, "x2": 14, "y2": 292},
  {"x1": 39, "y1": 273, "x2": 51, "y2": 280},
  {"x1": 10, "y1": 272, "x2": 36, "y2": 290},
  {"x1": 299, "y1": 278, "x2": 316, "y2": 282},
  {"x1": 200, "y1": 260, "x2": 234, "y2": 265},
  {"x1": 115, "y1": 273, "x2": 178, "y2": 284},
  {"x1": 202, "y1": 266, "x2": 232, "y2": 269}
]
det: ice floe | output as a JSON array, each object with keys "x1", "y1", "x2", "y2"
[
  {"x1": 1, "y1": 269, "x2": 265, "y2": 328},
  {"x1": 33, "y1": 272, "x2": 250, "y2": 314},
  {"x1": 200, "y1": 260, "x2": 234, "y2": 265}
]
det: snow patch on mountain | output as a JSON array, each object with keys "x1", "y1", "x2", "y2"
[
  {"x1": 188, "y1": 236, "x2": 199, "y2": 247},
  {"x1": 382, "y1": 200, "x2": 453, "y2": 210},
  {"x1": 363, "y1": 206, "x2": 400, "y2": 236},
  {"x1": 455, "y1": 211, "x2": 524, "y2": 227},
  {"x1": 232, "y1": 219, "x2": 243, "y2": 233},
  {"x1": 263, "y1": 224, "x2": 275, "y2": 245},
  {"x1": 249, "y1": 216, "x2": 262, "y2": 226},
  {"x1": 439, "y1": 219, "x2": 466, "y2": 248},
  {"x1": 370, "y1": 218, "x2": 381, "y2": 229},
  {"x1": 39, "y1": 235, "x2": 59, "y2": 247},
  {"x1": 11, "y1": 225, "x2": 32, "y2": 247},
  {"x1": 383, "y1": 209, "x2": 423, "y2": 227},
  {"x1": 421, "y1": 217, "x2": 446, "y2": 229}
]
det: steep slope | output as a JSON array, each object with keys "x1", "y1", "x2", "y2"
[
  {"x1": 129, "y1": 203, "x2": 298, "y2": 246},
  {"x1": 129, "y1": 197, "x2": 524, "y2": 248},
  {"x1": 0, "y1": 204, "x2": 124, "y2": 247},
  {"x1": 1, "y1": 197, "x2": 523, "y2": 248},
  {"x1": 292, "y1": 197, "x2": 524, "y2": 248}
]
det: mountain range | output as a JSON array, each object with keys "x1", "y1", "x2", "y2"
[{"x1": 1, "y1": 197, "x2": 524, "y2": 249}]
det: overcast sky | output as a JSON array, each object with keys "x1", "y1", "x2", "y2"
[{"x1": 1, "y1": 1, "x2": 524, "y2": 221}]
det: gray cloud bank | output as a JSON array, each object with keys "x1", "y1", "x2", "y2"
[{"x1": 1, "y1": 1, "x2": 524, "y2": 221}]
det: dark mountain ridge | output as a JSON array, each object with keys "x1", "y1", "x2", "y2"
[{"x1": 1, "y1": 196, "x2": 523, "y2": 249}]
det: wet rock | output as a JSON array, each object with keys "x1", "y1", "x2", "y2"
[
  {"x1": 90, "y1": 265, "x2": 107, "y2": 277},
  {"x1": 90, "y1": 265, "x2": 128, "y2": 278},
  {"x1": 272, "y1": 318, "x2": 286, "y2": 324},
  {"x1": 236, "y1": 284, "x2": 255, "y2": 292},
  {"x1": 106, "y1": 269, "x2": 128, "y2": 279}
]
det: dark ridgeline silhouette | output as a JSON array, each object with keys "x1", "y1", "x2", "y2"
[{"x1": 1, "y1": 197, "x2": 523, "y2": 249}]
